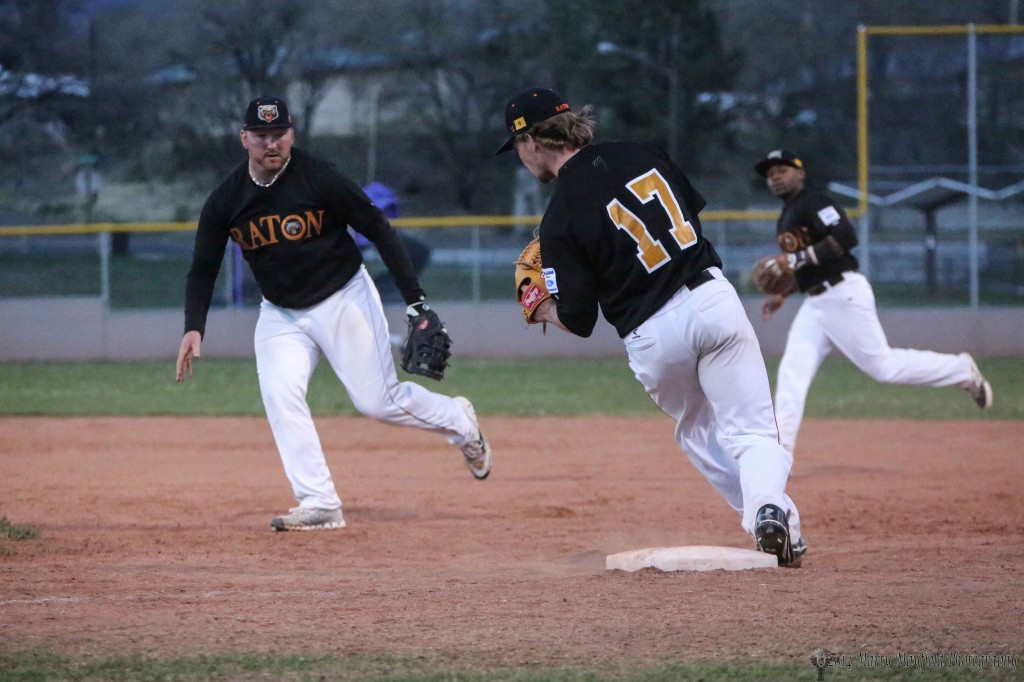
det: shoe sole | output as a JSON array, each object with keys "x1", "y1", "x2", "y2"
[
  {"x1": 467, "y1": 447, "x2": 491, "y2": 480},
  {"x1": 469, "y1": 463, "x2": 490, "y2": 479},
  {"x1": 270, "y1": 519, "x2": 346, "y2": 532},
  {"x1": 756, "y1": 519, "x2": 790, "y2": 561},
  {"x1": 455, "y1": 396, "x2": 492, "y2": 480},
  {"x1": 965, "y1": 355, "x2": 993, "y2": 409},
  {"x1": 976, "y1": 379, "x2": 993, "y2": 409}
]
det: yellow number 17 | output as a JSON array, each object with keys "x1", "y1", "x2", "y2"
[{"x1": 605, "y1": 169, "x2": 698, "y2": 272}]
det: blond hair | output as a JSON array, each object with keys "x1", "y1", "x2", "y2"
[{"x1": 516, "y1": 104, "x2": 596, "y2": 150}]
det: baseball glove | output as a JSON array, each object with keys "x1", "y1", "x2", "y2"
[
  {"x1": 752, "y1": 254, "x2": 796, "y2": 296},
  {"x1": 401, "y1": 302, "x2": 451, "y2": 381},
  {"x1": 514, "y1": 237, "x2": 551, "y2": 324}
]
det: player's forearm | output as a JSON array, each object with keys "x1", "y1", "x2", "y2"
[
  {"x1": 363, "y1": 216, "x2": 426, "y2": 304},
  {"x1": 183, "y1": 264, "x2": 220, "y2": 337},
  {"x1": 787, "y1": 232, "x2": 850, "y2": 270}
]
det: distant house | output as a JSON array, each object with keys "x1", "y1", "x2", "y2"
[
  {"x1": 144, "y1": 45, "x2": 415, "y2": 137},
  {"x1": 0, "y1": 64, "x2": 89, "y2": 98}
]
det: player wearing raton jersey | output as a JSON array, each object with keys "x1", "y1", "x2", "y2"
[
  {"x1": 497, "y1": 87, "x2": 805, "y2": 566},
  {"x1": 176, "y1": 95, "x2": 492, "y2": 532}
]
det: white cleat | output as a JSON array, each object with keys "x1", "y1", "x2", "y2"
[
  {"x1": 961, "y1": 354, "x2": 993, "y2": 409},
  {"x1": 270, "y1": 507, "x2": 346, "y2": 531},
  {"x1": 455, "y1": 396, "x2": 492, "y2": 480}
]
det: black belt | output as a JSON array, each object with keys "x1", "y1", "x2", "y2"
[
  {"x1": 806, "y1": 272, "x2": 846, "y2": 296},
  {"x1": 684, "y1": 269, "x2": 714, "y2": 291}
]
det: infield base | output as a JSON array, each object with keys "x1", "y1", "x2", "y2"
[{"x1": 606, "y1": 545, "x2": 777, "y2": 572}]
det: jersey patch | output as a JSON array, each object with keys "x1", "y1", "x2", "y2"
[
  {"x1": 542, "y1": 267, "x2": 559, "y2": 295},
  {"x1": 817, "y1": 206, "x2": 841, "y2": 226},
  {"x1": 257, "y1": 104, "x2": 281, "y2": 123}
]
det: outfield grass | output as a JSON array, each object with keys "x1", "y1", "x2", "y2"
[
  {"x1": 0, "y1": 356, "x2": 1019, "y2": 420},
  {"x1": 1, "y1": 651, "x2": 1016, "y2": 681}
]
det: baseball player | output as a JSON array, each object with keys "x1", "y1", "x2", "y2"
[
  {"x1": 756, "y1": 148, "x2": 993, "y2": 454},
  {"x1": 500, "y1": 87, "x2": 806, "y2": 566},
  {"x1": 175, "y1": 95, "x2": 492, "y2": 532}
]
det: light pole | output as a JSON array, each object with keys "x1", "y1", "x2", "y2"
[
  {"x1": 596, "y1": 31, "x2": 681, "y2": 161},
  {"x1": 365, "y1": 81, "x2": 382, "y2": 185}
]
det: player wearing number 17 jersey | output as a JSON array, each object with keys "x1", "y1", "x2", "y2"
[{"x1": 496, "y1": 87, "x2": 806, "y2": 566}]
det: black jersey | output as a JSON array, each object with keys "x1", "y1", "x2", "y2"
[
  {"x1": 776, "y1": 188, "x2": 859, "y2": 293},
  {"x1": 184, "y1": 147, "x2": 423, "y2": 336},
  {"x1": 540, "y1": 141, "x2": 722, "y2": 338}
]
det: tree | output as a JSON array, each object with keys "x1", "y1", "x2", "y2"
[
  {"x1": 0, "y1": 0, "x2": 83, "y2": 73},
  {"x1": 396, "y1": 0, "x2": 551, "y2": 212},
  {"x1": 0, "y1": 0, "x2": 88, "y2": 201},
  {"x1": 543, "y1": 0, "x2": 743, "y2": 170}
]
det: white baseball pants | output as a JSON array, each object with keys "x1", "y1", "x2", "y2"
[
  {"x1": 775, "y1": 271, "x2": 976, "y2": 453},
  {"x1": 254, "y1": 267, "x2": 476, "y2": 511},
  {"x1": 625, "y1": 268, "x2": 802, "y2": 542}
]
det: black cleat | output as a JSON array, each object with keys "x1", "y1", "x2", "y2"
[{"x1": 755, "y1": 503, "x2": 804, "y2": 567}]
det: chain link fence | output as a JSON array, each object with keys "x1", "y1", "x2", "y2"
[{"x1": 1, "y1": 213, "x2": 1022, "y2": 309}]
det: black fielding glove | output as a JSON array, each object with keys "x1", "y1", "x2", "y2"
[{"x1": 401, "y1": 301, "x2": 452, "y2": 380}]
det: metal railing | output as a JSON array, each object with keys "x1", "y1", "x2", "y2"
[{"x1": 2, "y1": 210, "x2": 1020, "y2": 307}]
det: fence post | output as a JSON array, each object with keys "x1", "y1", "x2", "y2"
[
  {"x1": 471, "y1": 224, "x2": 481, "y2": 302},
  {"x1": 967, "y1": 25, "x2": 980, "y2": 307},
  {"x1": 99, "y1": 230, "x2": 110, "y2": 305},
  {"x1": 858, "y1": 213, "x2": 871, "y2": 279}
]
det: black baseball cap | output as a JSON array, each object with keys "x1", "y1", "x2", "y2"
[
  {"x1": 242, "y1": 95, "x2": 294, "y2": 130},
  {"x1": 755, "y1": 149, "x2": 804, "y2": 176},
  {"x1": 494, "y1": 87, "x2": 571, "y2": 155}
]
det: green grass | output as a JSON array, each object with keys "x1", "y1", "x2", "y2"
[
  {"x1": 0, "y1": 516, "x2": 37, "y2": 540},
  {"x1": 0, "y1": 356, "x2": 1019, "y2": 419},
  {"x1": 0, "y1": 516, "x2": 37, "y2": 558},
  {"x1": 1, "y1": 651, "x2": 1017, "y2": 681}
]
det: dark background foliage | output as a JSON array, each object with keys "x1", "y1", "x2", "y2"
[{"x1": 1, "y1": 0, "x2": 1022, "y2": 220}]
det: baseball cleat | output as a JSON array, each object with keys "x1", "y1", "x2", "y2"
[
  {"x1": 755, "y1": 503, "x2": 802, "y2": 567},
  {"x1": 790, "y1": 537, "x2": 808, "y2": 568},
  {"x1": 961, "y1": 354, "x2": 993, "y2": 409},
  {"x1": 455, "y1": 396, "x2": 492, "y2": 479},
  {"x1": 270, "y1": 507, "x2": 346, "y2": 531}
]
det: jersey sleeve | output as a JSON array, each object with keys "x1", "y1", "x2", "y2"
[
  {"x1": 183, "y1": 192, "x2": 231, "y2": 337},
  {"x1": 539, "y1": 208, "x2": 601, "y2": 338}
]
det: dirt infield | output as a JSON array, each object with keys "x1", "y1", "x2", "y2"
[{"x1": 1, "y1": 416, "x2": 1021, "y2": 670}]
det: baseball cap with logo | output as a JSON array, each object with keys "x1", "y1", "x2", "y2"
[
  {"x1": 755, "y1": 148, "x2": 804, "y2": 176},
  {"x1": 494, "y1": 87, "x2": 572, "y2": 155},
  {"x1": 242, "y1": 95, "x2": 295, "y2": 130}
]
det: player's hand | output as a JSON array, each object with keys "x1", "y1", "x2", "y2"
[
  {"x1": 176, "y1": 330, "x2": 202, "y2": 383},
  {"x1": 531, "y1": 298, "x2": 569, "y2": 333},
  {"x1": 760, "y1": 294, "x2": 786, "y2": 321}
]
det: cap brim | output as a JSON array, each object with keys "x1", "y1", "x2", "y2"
[
  {"x1": 494, "y1": 134, "x2": 516, "y2": 155},
  {"x1": 243, "y1": 123, "x2": 295, "y2": 130}
]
